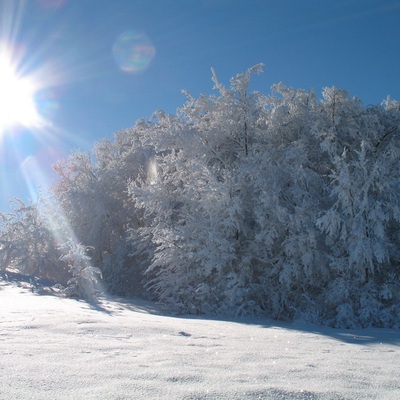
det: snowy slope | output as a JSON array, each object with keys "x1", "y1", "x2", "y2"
[{"x1": 0, "y1": 282, "x2": 399, "y2": 400}]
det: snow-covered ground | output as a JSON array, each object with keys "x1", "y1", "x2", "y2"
[{"x1": 0, "y1": 282, "x2": 399, "y2": 400}]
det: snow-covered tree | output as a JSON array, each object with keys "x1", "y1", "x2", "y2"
[
  {"x1": 0, "y1": 198, "x2": 69, "y2": 283},
  {"x1": 59, "y1": 239, "x2": 102, "y2": 302},
  {"x1": 51, "y1": 125, "x2": 156, "y2": 296},
  {"x1": 129, "y1": 67, "x2": 400, "y2": 326},
  {"x1": 1, "y1": 65, "x2": 399, "y2": 327},
  {"x1": 316, "y1": 96, "x2": 400, "y2": 327}
]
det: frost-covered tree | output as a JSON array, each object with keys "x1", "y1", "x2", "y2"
[
  {"x1": 129, "y1": 67, "x2": 400, "y2": 326},
  {"x1": 59, "y1": 239, "x2": 102, "y2": 302},
  {"x1": 51, "y1": 125, "x2": 156, "y2": 296},
  {"x1": 128, "y1": 66, "x2": 270, "y2": 314},
  {"x1": 129, "y1": 67, "x2": 325, "y2": 317},
  {"x1": 0, "y1": 198, "x2": 69, "y2": 284},
  {"x1": 1, "y1": 65, "x2": 399, "y2": 327},
  {"x1": 316, "y1": 95, "x2": 400, "y2": 327}
]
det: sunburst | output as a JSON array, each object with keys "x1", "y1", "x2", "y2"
[{"x1": 0, "y1": 52, "x2": 42, "y2": 133}]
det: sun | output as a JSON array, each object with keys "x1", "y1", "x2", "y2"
[{"x1": 0, "y1": 54, "x2": 41, "y2": 133}]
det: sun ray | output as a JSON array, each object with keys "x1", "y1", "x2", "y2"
[{"x1": 0, "y1": 1, "x2": 25, "y2": 51}]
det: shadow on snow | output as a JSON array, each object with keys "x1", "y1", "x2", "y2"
[{"x1": 1, "y1": 270, "x2": 399, "y2": 347}]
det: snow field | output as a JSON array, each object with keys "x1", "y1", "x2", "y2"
[{"x1": 0, "y1": 283, "x2": 399, "y2": 399}]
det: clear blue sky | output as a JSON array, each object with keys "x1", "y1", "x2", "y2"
[{"x1": 0, "y1": 0, "x2": 399, "y2": 212}]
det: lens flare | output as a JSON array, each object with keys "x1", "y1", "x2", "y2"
[
  {"x1": 112, "y1": 30, "x2": 155, "y2": 73},
  {"x1": 34, "y1": 88, "x2": 60, "y2": 120}
]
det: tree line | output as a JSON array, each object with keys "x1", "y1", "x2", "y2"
[{"x1": 1, "y1": 65, "x2": 399, "y2": 328}]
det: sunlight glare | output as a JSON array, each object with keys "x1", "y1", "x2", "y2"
[{"x1": 0, "y1": 54, "x2": 41, "y2": 133}]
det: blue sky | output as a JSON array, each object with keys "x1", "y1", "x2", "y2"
[{"x1": 0, "y1": 0, "x2": 399, "y2": 212}]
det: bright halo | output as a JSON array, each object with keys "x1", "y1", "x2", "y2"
[{"x1": 0, "y1": 54, "x2": 41, "y2": 133}]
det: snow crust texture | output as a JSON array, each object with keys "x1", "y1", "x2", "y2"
[{"x1": 1, "y1": 284, "x2": 399, "y2": 399}]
